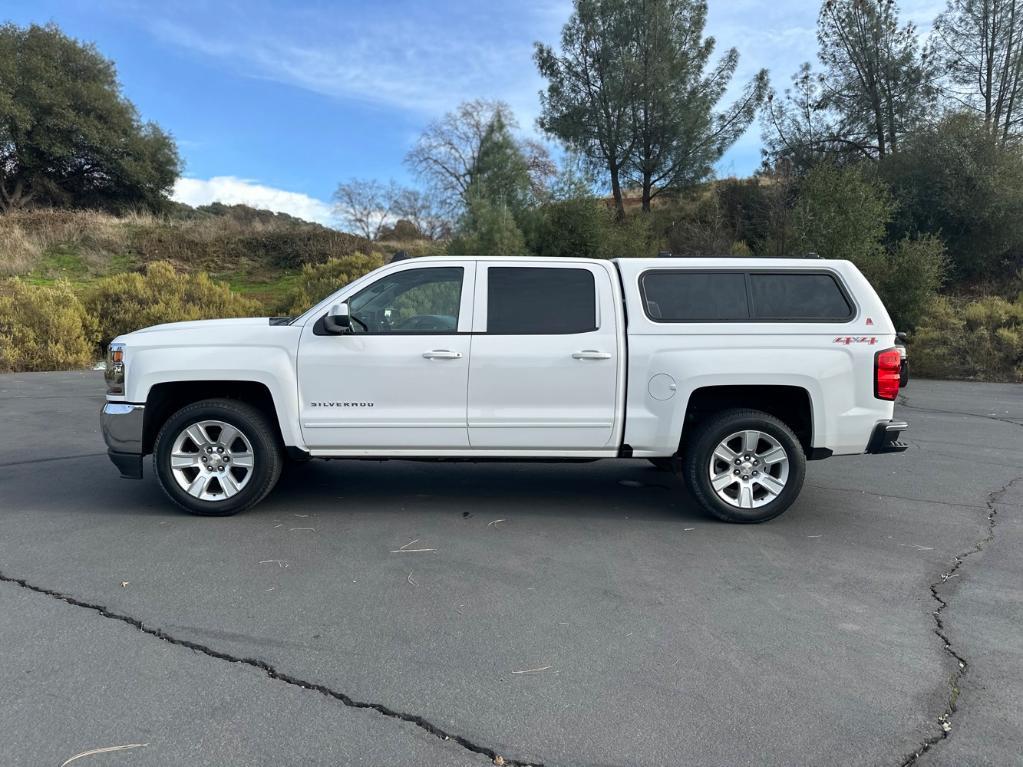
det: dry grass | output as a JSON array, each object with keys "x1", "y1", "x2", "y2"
[
  {"x1": 0, "y1": 209, "x2": 131, "y2": 278},
  {"x1": 0, "y1": 221, "x2": 43, "y2": 276},
  {"x1": 0, "y1": 207, "x2": 376, "y2": 282}
]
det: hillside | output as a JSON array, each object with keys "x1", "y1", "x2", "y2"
[{"x1": 0, "y1": 205, "x2": 443, "y2": 310}]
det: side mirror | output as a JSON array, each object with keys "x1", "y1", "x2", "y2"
[{"x1": 324, "y1": 303, "x2": 352, "y2": 334}]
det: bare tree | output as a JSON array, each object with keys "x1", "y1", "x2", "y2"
[
  {"x1": 390, "y1": 187, "x2": 450, "y2": 240},
  {"x1": 333, "y1": 179, "x2": 393, "y2": 240},
  {"x1": 933, "y1": 0, "x2": 1023, "y2": 143},
  {"x1": 404, "y1": 99, "x2": 553, "y2": 216}
]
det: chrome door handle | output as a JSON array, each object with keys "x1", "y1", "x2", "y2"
[
  {"x1": 423, "y1": 350, "x2": 462, "y2": 360},
  {"x1": 572, "y1": 350, "x2": 612, "y2": 360}
]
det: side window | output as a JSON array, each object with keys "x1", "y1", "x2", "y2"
[
  {"x1": 641, "y1": 272, "x2": 749, "y2": 322},
  {"x1": 750, "y1": 273, "x2": 852, "y2": 321},
  {"x1": 348, "y1": 267, "x2": 463, "y2": 334},
  {"x1": 487, "y1": 267, "x2": 597, "y2": 334}
]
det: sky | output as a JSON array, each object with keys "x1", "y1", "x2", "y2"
[{"x1": 5, "y1": 0, "x2": 945, "y2": 226}]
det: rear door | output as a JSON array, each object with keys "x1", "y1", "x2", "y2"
[{"x1": 467, "y1": 262, "x2": 621, "y2": 450}]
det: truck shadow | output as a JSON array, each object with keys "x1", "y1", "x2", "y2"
[
  {"x1": 265, "y1": 458, "x2": 701, "y2": 523},
  {"x1": 0, "y1": 454, "x2": 705, "y2": 523}
]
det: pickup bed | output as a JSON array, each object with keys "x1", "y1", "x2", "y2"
[{"x1": 101, "y1": 256, "x2": 907, "y2": 523}]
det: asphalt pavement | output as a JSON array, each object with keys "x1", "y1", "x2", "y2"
[{"x1": 0, "y1": 371, "x2": 1020, "y2": 767}]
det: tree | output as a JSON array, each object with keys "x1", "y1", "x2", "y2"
[
  {"x1": 880, "y1": 112, "x2": 1023, "y2": 280},
  {"x1": 625, "y1": 0, "x2": 768, "y2": 210},
  {"x1": 793, "y1": 163, "x2": 946, "y2": 327},
  {"x1": 447, "y1": 198, "x2": 528, "y2": 256},
  {"x1": 932, "y1": 0, "x2": 1023, "y2": 144},
  {"x1": 537, "y1": 0, "x2": 767, "y2": 213},
  {"x1": 0, "y1": 23, "x2": 180, "y2": 212},
  {"x1": 405, "y1": 99, "x2": 553, "y2": 217},
  {"x1": 333, "y1": 179, "x2": 393, "y2": 240},
  {"x1": 762, "y1": 63, "x2": 874, "y2": 171},
  {"x1": 527, "y1": 197, "x2": 609, "y2": 259},
  {"x1": 793, "y1": 163, "x2": 891, "y2": 269},
  {"x1": 535, "y1": 0, "x2": 638, "y2": 216},
  {"x1": 389, "y1": 187, "x2": 449, "y2": 240},
  {"x1": 467, "y1": 111, "x2": 535, "y2": 217},
  {"x1": 816, "y1": 0, "x2": 934, "y2": 159}
]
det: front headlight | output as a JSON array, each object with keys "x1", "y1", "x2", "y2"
[{"x1": 105, "y1": 343, "x2": 126, "y2": 395}]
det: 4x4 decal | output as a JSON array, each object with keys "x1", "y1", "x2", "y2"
[{"x1": 833, "y1": 336, "x2": 878, "y2": 345}]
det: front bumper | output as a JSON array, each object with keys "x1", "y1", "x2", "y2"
[
  {"x1": 866, "y1": 419, "x2": 909, "y2": 454},
  {"x1": 101, "y1": 403, "x2": 145, "y2": 479}
]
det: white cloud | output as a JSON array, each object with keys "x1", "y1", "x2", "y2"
[
  {"x1": 172, "y1": 176, "x2": 334, "y2": 226},
  {"x1": 148, "y1": 2, "x2": 564, "y2": 129}
]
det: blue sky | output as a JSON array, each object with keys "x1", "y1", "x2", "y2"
[{"x1": 4, "y1": 0, "x2": 944, "y2": 225}]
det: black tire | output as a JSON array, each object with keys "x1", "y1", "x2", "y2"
[
  {"x1": 682, "y1": 408, "x2": 806, "y2": 524},
  {"x1": 153, "y1": 399, "x2": 283, "y2": 516}
]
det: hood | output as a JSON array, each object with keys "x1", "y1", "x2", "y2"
[{"x1": 126, "y1": 317, "x2": 273, "y2": 336}]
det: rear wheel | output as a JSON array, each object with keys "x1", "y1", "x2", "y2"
[
  {"x1": 154, "y1": 399, "x2": 283, "y2": 516},
  {"x1": 682, "y1": 409, "x2": 806, "y2": 523}
]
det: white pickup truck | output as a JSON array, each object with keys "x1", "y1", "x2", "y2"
[{"x1": 101, "y1": 256, "x2": 908, "y2": 523}]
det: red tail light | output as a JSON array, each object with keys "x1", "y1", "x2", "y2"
[{"x1": 875, "y1": 348, "x2": 902, "y2": 400}]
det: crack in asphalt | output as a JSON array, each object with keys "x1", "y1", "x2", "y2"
[
  {"x1": 805, "y1": 483, "x2": 988, "y2": 511},
  {"x1": 0, "y1": 572, "x2": 541, "y2": 767},
  {"x1": 899, "y1": 475, "x2": 1023, "y2": 766},
  {"x1": 897, "y1": 397, "x2": 1023, "y2": 431}
]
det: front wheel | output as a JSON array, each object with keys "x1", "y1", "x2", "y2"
[
  {"x1": 153, "y1": 399, "x2": 283, "y2": 516},
  {"x1": 682, "y1": 409, "x2": 806, "y2": 524}
]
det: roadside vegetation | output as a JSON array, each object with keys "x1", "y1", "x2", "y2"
[{"x1": 2, "y1": 3, "x2": 1023, "y2": 380}]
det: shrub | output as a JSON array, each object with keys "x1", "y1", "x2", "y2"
[
  {"x1": 375, "y1": 239, "x2": 448, "y2": 259},
  {"x1": 281, "y1": 253, "x2": 388, "y2": 316},
  {"x1": 882, "y1": 113, "x2": 1023, "y2": 282},
  {"x1": 0, "y1": 279, "x2": 99, "y2": 372},
  {"x1": 526, "y1": 197, "x2": 607, "y2": 259},
  {"x1": 793, "y1": 164, "x2": 891, "y2": 273},
  {"x1": 127, "y1": 216, "x2": 372, "y2": 272},
  {"x1": 912, "y1": 294, "x2": 1023, "y2": 382},
  {"x1": 84, "y1": 261, "x2": 262, "y2": 347},
  {"x1": 660, "y1": 192, "x2": 736, "y2": 257},
  {"x1": 874, "y1": 236, "x2": 948, "y2": 330}
]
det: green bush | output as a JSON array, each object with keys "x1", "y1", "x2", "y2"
[
  {"x1": 881, "y1": 113, "x2": 1023, "y2": 282},
  {"x1": 912, "y1": 294, "x2": 1023, "y2": 382},
  {"x1": 526, "y1": 197, "x2": 608, "y2": 259},
  {"x1": 84, "y1": 261, "x2": 262, "y2": 346},
  {"x1": 793, "y1": 164, "x2": 891, "y2": 274},
  {"x1": 0, "y1": 279, "x2": 99, "y2": 372},
  {"x1": 448, "y1": 199, "x2": 528, "y2": 257},
  {"x1": 281, "y1": 253, "x2": 388, "y2": 316},
  {"x1": 874, "y1": 236, "x2": 948, "y2": 330}
]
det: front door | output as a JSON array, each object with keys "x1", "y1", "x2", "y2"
[{"x1": 297, "y1": 262, "x2": 475, "y2": 450}]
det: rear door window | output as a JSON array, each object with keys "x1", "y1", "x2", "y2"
[{"x1": 487, "y1": 267, "x2": 597, "y2": 334}]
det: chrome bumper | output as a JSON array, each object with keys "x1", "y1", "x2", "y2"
[{"x1": 101, "y1": 403, "x2": 145, "y2": 479}]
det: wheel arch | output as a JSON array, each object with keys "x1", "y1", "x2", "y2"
[
  {"x1": 143, "y1": 381, "x2": 286, "y2": 455},
  {"x1": 681, "y1": 385, "x2": 817, "y2": 457}
]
